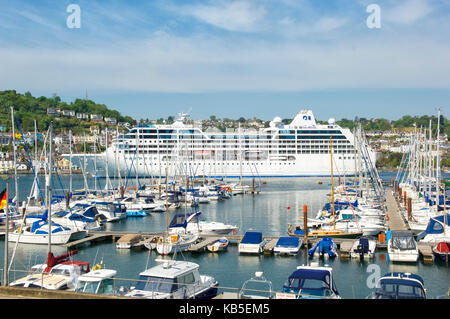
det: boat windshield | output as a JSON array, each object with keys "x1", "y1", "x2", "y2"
[
  {"x1": 375, "y1": 283, "x2": 425, "y2": 299},
  {"x1": 283, "y1": 278, "x2": 332, "y2": 298},
  {"x1": 76, "y1": 279, "x2": 114, "y2": 295},
  {"x1": 391, "y1": 236, "x2": 416, "y2": 250},
  {"x1": 135, "y1": 276, "x2": 176, "y2": 293}
]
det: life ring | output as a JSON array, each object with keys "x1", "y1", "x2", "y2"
[{"x1": 93, "y1": 264, "x2": 101, "y2": 271}]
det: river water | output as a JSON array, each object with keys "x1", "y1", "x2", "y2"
[{"x1": 0, "y1": 171, "x2": 448, "y2": 299}]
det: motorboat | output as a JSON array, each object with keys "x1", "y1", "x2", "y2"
[
  {"x1": 238, "y1": 231, "x2": 266, "y2": 254},
  {"x1": 238, "y1": 272, "x2": 275, "y2": 299},
  {"x1": 9, "y1": 251, "x2": 90, "y2": 290},
  {"x1": 75, "y1": 268, "x2": 118, "y2": 295},
  {"x1": 168, "y1": 212, "x2": 238, "y2": 235},
  {"x1": 207, "y1": 237, "x2": 229, "y2": 252},
  {"x1": 156, "y1": 233, "x2": 198, "y2": 255},
  {"x1": 308, "y1": 237, "x2": 337, "y2": 259},
  {"x1": 281, "y1": 265, "x2": 341, "y2": 299},
  {"x1": 273, "y1": 237, "x2": 302, "y2": 256},
  {"x1": 350, "y1": 237, "x2": 376, "y2": 259},
  {"x1": 123, "y1": 259, "x2": 219, "y2": 299},
  {"x1": 387, "y1": 230, "x2": 419, "y2": 263},
  {"x1": 368, "y1": 272, "x2": 426, "y2": 299}
]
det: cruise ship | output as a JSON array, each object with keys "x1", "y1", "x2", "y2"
[{"x1": 65, "y1": 110, "x2": 376, "y2": 178}]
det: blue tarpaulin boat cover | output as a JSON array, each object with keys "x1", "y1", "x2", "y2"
[
  {"x1": 276, "y1": 237, "x2": 299, "y2": 247},
  {"x1": 241, "y1": 232, "x2": 263, "y2": 244}
]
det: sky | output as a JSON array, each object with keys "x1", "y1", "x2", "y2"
[{"x1": 0, "y1": 0, "x2": 449, "y2": 121}]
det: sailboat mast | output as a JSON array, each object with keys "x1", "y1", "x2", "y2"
[
  {"x1": 330, "y1": 136, "x2": 335, "y2": 230},
  {"x1": 47, "y1": 122, "x2": 53, "y2": 253},
  {"x1": 10, "y1": 107, "x2": 18, "y2": 208}
]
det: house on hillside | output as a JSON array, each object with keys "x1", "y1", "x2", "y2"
[
  {"x1": 47, "y1": 108, "x2": 60, "y2": 116},
  {"x1": 76, "y1": 112, "x2": 89, "y2": 120},
  {"x1": 105, "y1": 117, "x2": 117, "y2": 125},
  {"x1": 90, "y1": 114, "x2": 104, "y2": 122},
  {"x1": 61, "y1": 109, "x2": 75, "y2": 117}
]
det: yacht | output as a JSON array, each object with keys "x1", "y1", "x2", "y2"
[{"x1": 124, "y1": 259, "x2": 218, "y2": 299}]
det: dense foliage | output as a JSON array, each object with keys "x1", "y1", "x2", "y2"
[{"x1": 0, "y1": 90, "x2": 135, "y2": 134}]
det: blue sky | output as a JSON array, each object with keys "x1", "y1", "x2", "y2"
[{"x1": 0, "y1": 0, "x2": 449, "y2": 121}]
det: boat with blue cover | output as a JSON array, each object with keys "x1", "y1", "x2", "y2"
[
  {"x1": 369, "y1": 272, "x2": 426, "y2": 299},
  {"x1": 9, "y1": 210, "x2": 86, "y2": 244},
  {"x1": 274, "y1": 237, "x2": 302, "y2": 255},
  {"x1": 281, "y1": 265, "x2": 340, "y2": 299},
  {"x1": 308, "y1": 237, "x2": 337, "y2": 258},
  {"x1": 239, "y1": 231, "x2": 266, "y2": 254},
  {"x1": 417, "y1": 214, "x2": 450, "y2": 244}
]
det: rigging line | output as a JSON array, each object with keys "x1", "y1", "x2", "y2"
[
  {"x1": 332, "y1": 155, "x2": 361, "y2": 230},
  {"x1": 15, "y1": 116, "x2": 45, "y2": 204}
]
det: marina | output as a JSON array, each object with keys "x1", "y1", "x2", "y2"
[
  {"x1": 0, "y1": 106, "x2": 448, "y2": 301},
  {"x1": 0, "y1": 171, "x2": 448, "y2": 299}
]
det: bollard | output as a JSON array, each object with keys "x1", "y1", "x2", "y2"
[
  {"x1": 407, "y1": 198, "x2": 412, "y2": 221},
  {"x1": 404, "y1": 191, "x2": 407, "y2": 207}
]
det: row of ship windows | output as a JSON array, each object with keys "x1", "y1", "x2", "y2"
[
  {"x1": 119, "y1": 140, "x2": 351, "y2": 145},
  {"x1": 122, "y1": 135, "x2": 346, "y2": 140},
  {"x1": 125, "y1": 157, "x2": 355, "y2": 164},
  {"x1": 127, "y1": 129, "x2": 343, "y2": 135}
]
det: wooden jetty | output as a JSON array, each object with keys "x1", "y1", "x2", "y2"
[
  {"x1": 187, "y1": 236, "x2": 221, "y2": 252},
  {"x1": 263, "y1": 238, "x2": 279, "y2": 254},
  {"x1": 385, "y1": 188, "x2": 409, "y2": 231}
]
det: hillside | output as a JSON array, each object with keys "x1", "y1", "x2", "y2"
[{"x1": 0, "y1": 90, "x2": 135, "y2": 134}]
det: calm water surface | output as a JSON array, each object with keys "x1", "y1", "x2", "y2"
[{"x1": 0, "y1": 172, "x2": 448, "y2": 299}]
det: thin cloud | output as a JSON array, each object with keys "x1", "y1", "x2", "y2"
[
  {"x1": 175, "y1": 0, "x2": 267, "y2": 32},
  {"x1": 384, "y1": 0, "x2": 434, "y2": 25}
]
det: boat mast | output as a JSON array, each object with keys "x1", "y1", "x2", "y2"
[
  {"x1": 47, "y1": 122, "x2": 53, "y2": 253},
  {"x1": 330, "y1": 136, "x2": 335, "y2": 230},
  {"x1": 10, "y1": 107, "x2": 18, "y2": 209},
  {"x1": 69, "y1": 129, "x2": 72, "y2": 196}
]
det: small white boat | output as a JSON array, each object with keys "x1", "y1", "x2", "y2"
[
  {"x1": 169, "y1": 212, "x2": 238, "y2": 235},
  {"x1": 124, "y1": 259, "x2": 219, "y2": 299},
  {"x1": 238, "y1": 272, "x2": 275, "y2": 299},
  {"x1": 238, "y1": 231, "x2": 266, "y2": 254},
  {"x1": 350, "y1": 237, "x2": 376, "y2": 259},
  {"x1": 75, "y1": 268, "x2": 117, "y2": 295},
  {"x1": 387, "y1": 230, "x2": 419, "y2": 263},
  {"x1": 207, "y1": 237, "x2": 229, "y2": 252},
  {"x1": 116, "y1": 234, "x2": 143, "y2": 249},
  {"x1": 156, "y1": 233, "x2": 198, "y2": 255},
  {"x1": 274, "y1": 237, "x2": 302, "y2": 256}
]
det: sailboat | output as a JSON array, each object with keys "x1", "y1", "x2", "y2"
[
  {"x1": 8, "y1": 119, "x2": 85, "y2": 245},
  {"x1": 289, "y1": 137, "x2": 363, "y2": 239},
  {"x1": 156, "y1": 169, "x2": 198, "y2": 255}
]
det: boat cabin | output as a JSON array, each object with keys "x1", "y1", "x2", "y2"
[{"x1": 372, "y1": 272, "x2": 426, "y2": 299}]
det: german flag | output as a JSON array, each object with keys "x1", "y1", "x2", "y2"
[{"x1": 0, "y1": 188, "x2": 6, "y2": 211}]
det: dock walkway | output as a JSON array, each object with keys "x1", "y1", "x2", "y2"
[{"x1": 385, "y1": 189, "x2": 409, "y2": 231}]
